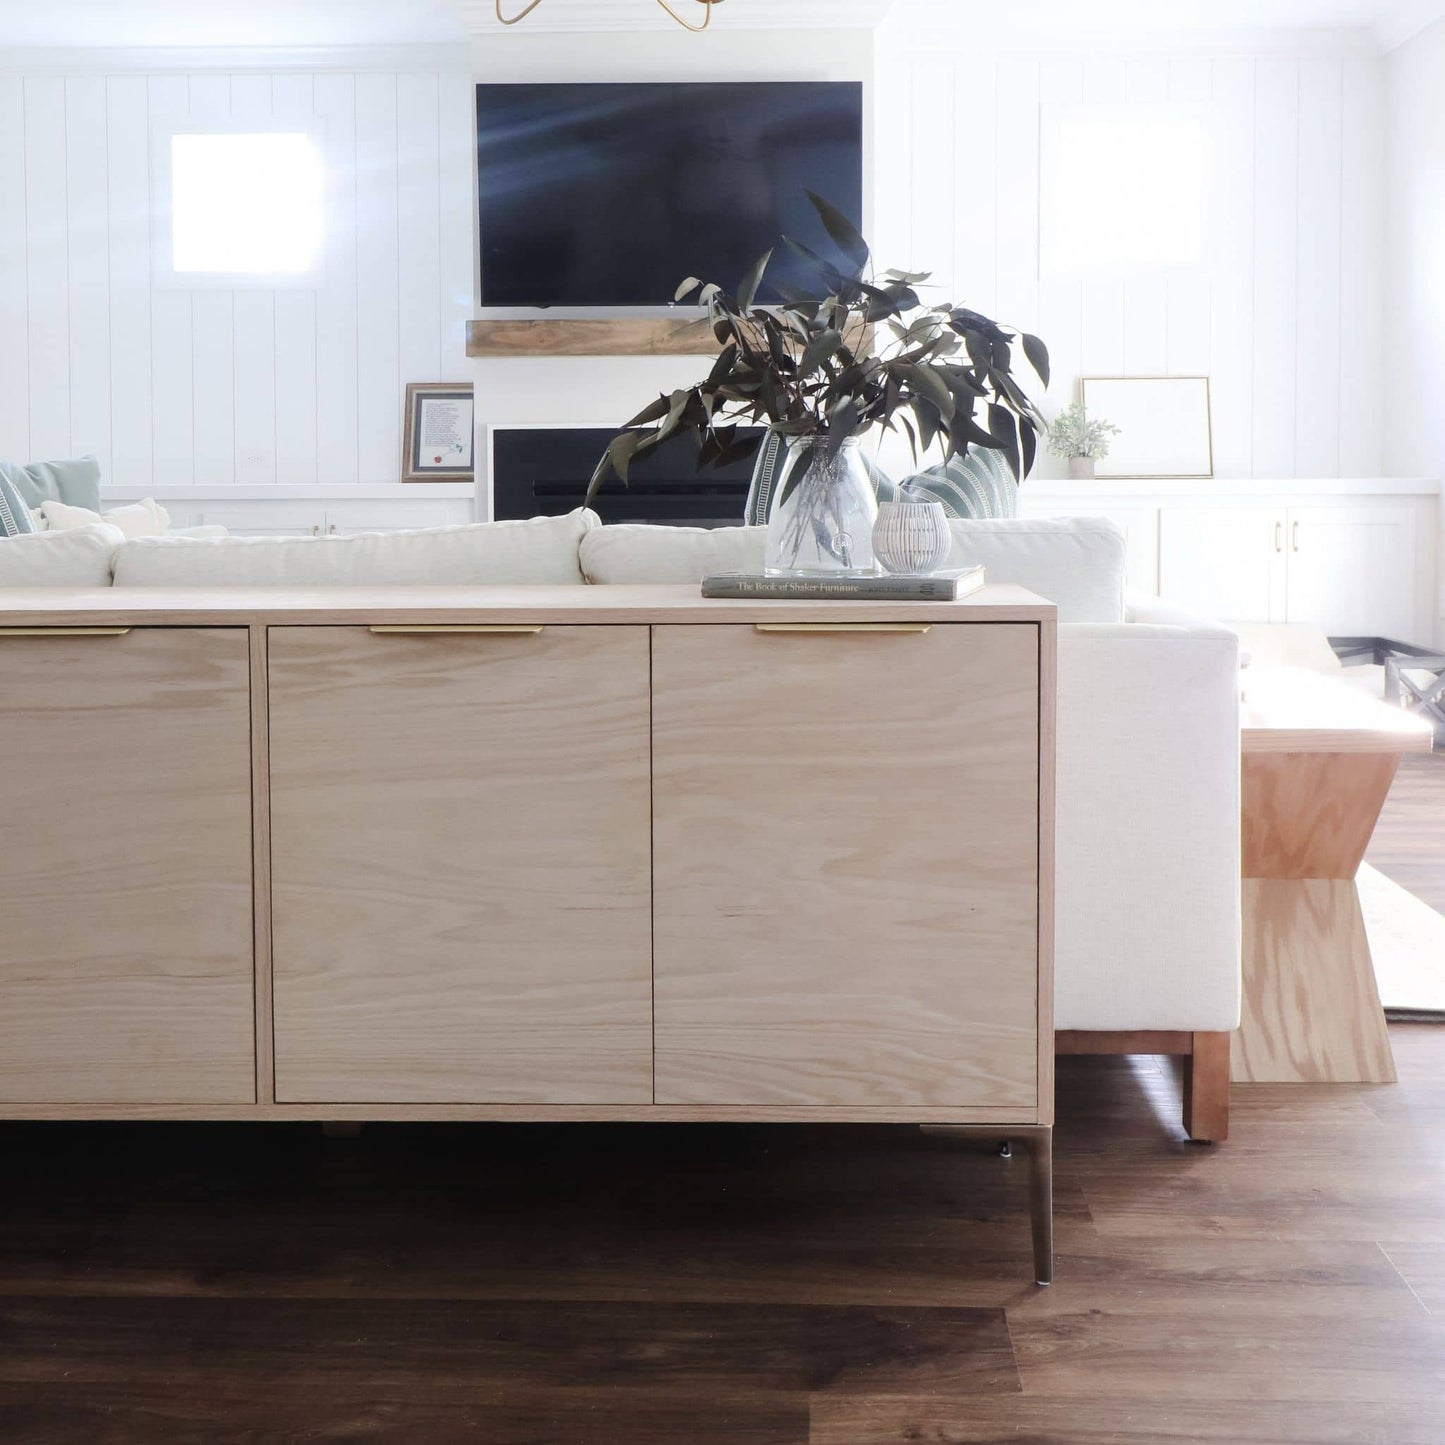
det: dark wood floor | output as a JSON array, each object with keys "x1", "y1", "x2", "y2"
[{"x1": 1, "y1": 756, "x2": 1441, "y2": 1443}]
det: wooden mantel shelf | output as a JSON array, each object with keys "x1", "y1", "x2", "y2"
[{"x1": 466, "y1": 317, "x2": 722, "y2": 359}]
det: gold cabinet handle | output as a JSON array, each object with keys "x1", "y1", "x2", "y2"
[
  {"x1": 754, "y1": 622, "x2": 932, "y2": 635},
  {"x1": 368, "y1": 624, "x2": 545, "y2": 635},
  {"x1": 0, "y1": 627, "x2": 132, "y2": 637},
  {"x1": 1273, "y1": 521, "x2": 1283, "y2": 554},
  {"x1": 1291, "y1": 520, "x2": 1300, "y2": 553}
]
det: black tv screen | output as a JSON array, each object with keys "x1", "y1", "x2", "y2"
[{"x1": 476, "y1": 81, "x2": 864, "y2": 308}]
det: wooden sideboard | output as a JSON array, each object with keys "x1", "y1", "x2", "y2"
[{"x1": 0, "y1": 584, "x2": 1057, "y2": 1280}]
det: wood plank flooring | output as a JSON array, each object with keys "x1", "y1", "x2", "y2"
[{"x1": 0, "y1": 754, "x2": 1439, "y2": 1442}]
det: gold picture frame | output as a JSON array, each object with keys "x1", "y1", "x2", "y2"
[
  {"x1": 402, "y1": 382, "x2": 475, "y2": 483},
  {"x1": 1081, "y1": 376, "x2": 1213, "y2": 479}
]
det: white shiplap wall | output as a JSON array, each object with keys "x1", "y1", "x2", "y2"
[
  {"x1": 0, "y1": 66, "x2": 474, "y2": 489},
  {"x1": 872, "y1": 44, "x2": 1387, "y2": 480}
]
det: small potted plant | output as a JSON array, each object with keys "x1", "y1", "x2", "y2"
[{"x1": 1047, "y1": 401, "x2": 1119, "y2": 480}]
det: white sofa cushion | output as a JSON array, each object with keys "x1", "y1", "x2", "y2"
[
  {"x1": 945, "y1": 517, "x2": 1126, "y2": 624},
  {"x1": 114, "y1": 510, "x2": 599, "y2": 588},
  {"x1": 0, "y1": 523, "x2": 124, "y2": 586},
  {"x1": 41, "y1": 496, "x2": 171, "y2": 538},
  {"x1": 579, "y1": 516, "x2": 1126, "y2": 623},
  {"x1": 1054, "y1": 613, "x2": 1242, "y2": 1032},
  {"x1": 581, "y1": 523, "x2": 765, "y2": 585}
]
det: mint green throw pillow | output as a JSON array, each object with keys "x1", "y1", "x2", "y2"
[{"x1": 0, "y1": 456, "x2": 102, "y2": 514}]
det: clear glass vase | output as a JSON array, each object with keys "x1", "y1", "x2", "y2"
[{"x1": 763, "y1": 436, "x2": 879, "y2": 577}]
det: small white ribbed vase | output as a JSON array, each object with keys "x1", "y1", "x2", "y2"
[{"x1": 872, "y1": 499, "x2": 951, "y2": 575}]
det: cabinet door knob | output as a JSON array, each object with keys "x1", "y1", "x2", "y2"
[
  {"x1": 328, "y1": 524, "x2": 337, "y2": 535},
  {"x1": 310, "y1": 524, "x2": 321, "y2": 536}
]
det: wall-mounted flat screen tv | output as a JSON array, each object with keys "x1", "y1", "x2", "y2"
[{"x1": 475, "y1": 81, "x2": 864, "y2": 308}]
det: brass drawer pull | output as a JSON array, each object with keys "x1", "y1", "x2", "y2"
[
  {"x1": 368, "y1": 624, "x2": 545, "y2": 636},
  {"x1": 0, "y1": 626, "x2": 132, "y2": 637},
  {"x1": 754, "y1": 623, "x2": 932, "y2": 635}
]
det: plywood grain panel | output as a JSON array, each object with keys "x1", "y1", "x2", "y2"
[
  {"x1": 269, "y1": 624, "x2": 653, "y2": 1104},
  {"x1": 0, "y1": 629, "x2": 255, "y2": 1103},
  {"x1": 1242, "y1": 752, "x2": 1402, "y2": 877},
  {"x1": 652, "y1": 623, "x2": 1041, "y2": 1110},
  {"x1": 1234, "y1": 879, "x2": 1396, "y2": 1084}
]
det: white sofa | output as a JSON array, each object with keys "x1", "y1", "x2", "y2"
[{"x1": 0, "y1": 508, "x2": 1242, "y2": 1137}]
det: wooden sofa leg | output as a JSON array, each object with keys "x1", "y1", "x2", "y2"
[{"x1": 1183, "y1": 1031, "x2": 1230, "y2": 1143}]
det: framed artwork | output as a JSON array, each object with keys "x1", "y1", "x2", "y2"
[
  {"x1": 1081, "y1": 376, "x2": 1213, "y2": 479},
  {"x1": 403, "y1": 382, "x2": 475, "y2": 483}
]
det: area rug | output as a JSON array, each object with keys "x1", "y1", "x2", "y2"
[{"x1": 1359, "y1": 863, "x2": 1445, "y2": 1020}]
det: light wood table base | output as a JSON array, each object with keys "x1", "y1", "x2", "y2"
[{"x1": 1234, "y1": 674, "x2": 1433, "y2": 1085}]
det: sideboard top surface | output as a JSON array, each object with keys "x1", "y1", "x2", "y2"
[{"x1": 0, "y1": 583, "x2": 1056, "y2": 627}]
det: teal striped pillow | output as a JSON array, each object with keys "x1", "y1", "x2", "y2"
[
  {"x1": 0, "y1": 474, "x2": 37, "y2": 537},
  {"x1": 882, "y1": 447, "x2": 1020, "y2": 520}
]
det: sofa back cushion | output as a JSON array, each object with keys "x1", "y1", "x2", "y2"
[
  {"x1": 0, "y1": 523, "x2": 124, "y2": 586},
  {"x1": 580, "y1": 515, "x2": 1127, "y2": 623},
  {"x1": 946, "y1": 517, "x2": 1126, "y2": 623},
  {"x1": 0, "y1": 456, "x2": 103, "y2": 514},
  {"x1": 113, "y1": 510, "x2": 598, "y2": 588}
]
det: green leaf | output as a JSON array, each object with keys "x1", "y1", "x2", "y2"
[
  {"x1": 906, "y1": 363, "x2": 956, "y2": 417},
  {"x1": 674, "y1": 276, "x2": 702, "y2": 303},
  {"x1": 800, "y1": 328, "x2": 845, "y2": 377},
  {"x1": 805, "y1": 189, "x2": 870, "y2": 273},
  {"x1": 737, "y1": 248, "x2": 773, "y2": 312},
  {"x1": 1021, "y1": 332, "x2": 1051, "y2": 389}
]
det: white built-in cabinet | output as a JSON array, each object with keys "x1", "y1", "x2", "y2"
[
  {"x1": 1022, "y1": 480, "x2": 1441, "y2": 642},
  {"x1": 103, "y1": 488, "x2": 477, "y2": 539}
]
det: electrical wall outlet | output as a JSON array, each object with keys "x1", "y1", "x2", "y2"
[{"x1": 237, "y1": 448, "x2": 273, "y2": 473}]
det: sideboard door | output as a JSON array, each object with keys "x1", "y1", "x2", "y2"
[
  {"x1": 651, "y1": 623, "x2": 1041, "y2": 1110},
  {"x1": 0, "y1": 628, "x2": 255, "y2": 1104},
  {"x1": 269, "y1": 625, "x2": 653, "y2": 1104}
]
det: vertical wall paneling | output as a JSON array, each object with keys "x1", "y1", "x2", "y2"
[
  {"x1": 149, "y1": 74, "x2": 194, "y2": 487},
  {"x1": 1165, "y1": 58, "x2": 1213, "y2": 380},
  {"x1": 437, "y1": 72, "x2": 475, "y2": 380},
  {"x1": 1208, "y1": 58, "x2": 1256, "y2": 478},
  {"x1": 1079, "y1": 58, "x2": 1127, "y2": 379},
  {"x1": 908, "y1": 60, "x2": 954, "y2": 297},
  {"x1": 1122, "y1": 62, "x2": 1170, "y2": 378},
  {"x1": 272, "y1": 72, "x2": 319, "y2": 486},
  {"x1": 1034, "y1": 60, "x2": 1082, "y2": 421},
  {"x1": 65, "y1": 77, "x2": 111, "y2": 478},
  {"x1": 994, "y1": 59, "x2": 1041, "y2": 336},
  {"x1": 187, "y1": 74, "x2": 235, "y2": 485},
  {"x1": 229, "y1": 74, "x2": 277, "y2": 484},
  {"x1": 106, "y1": 75, "x2": 152, "y2": 486},
  {"x1": 397, "y1": 72, "x2": 443, "y2": 395},
  {"x1": 1250, "y1": 58, "x2": 1300, "y2": 477},
  {"x1": 1339, "y1": 57, "x2": 1385, "y2": 477},
  {"x1": 314, "y1": 72, "x2": 360, "y2": 486},
  {"x1": 951, "y1": 54, "x2": 997, "y2": 316},
  {"x1": 0, "y1": 79, "x2": 30, "y2": 461},
  {"x1": 869, "y1": 42, "x2": 913, "y2": 268},
  {"x1": 1294, "y1": 59, "x2": 1343, "y2": 477},
  {"x1": 24, "y1": 78, "x2": 71, "y2": 459},
  {"x1": 355, "y1": 73, "x2": 401, "y2": 485}
]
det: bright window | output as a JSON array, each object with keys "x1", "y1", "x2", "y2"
[
  {"x1": 1041, "y1": 105, "x2": 1208, "y2": 275},
  {"x1": 155, "y1": 124, "x2": 325, "y2": 287}
]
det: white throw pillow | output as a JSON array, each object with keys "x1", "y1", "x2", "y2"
[
  {"x1": 580, "y1": 524, "x2": 765, "y2": 586},
  {"x1": 113, "y1": 510, "x2": 599, "y2": 588},
  {"x1": 945, "y1": 517, "x2": 1127, "y2": 624},
  {"x1": 0, "y1": 523, "x2": 124, "y2": 586},
  {"x1": 41, "y1": 496, "x2": 171, "y2": 539}
]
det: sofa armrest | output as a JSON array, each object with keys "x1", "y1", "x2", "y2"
[
  {"x1": 1053, "y1": 620, "x2": 1242, "y2": 1033},
  {"x1": 1124, "y1": 588, "x2": 1239, "y2": 637}
]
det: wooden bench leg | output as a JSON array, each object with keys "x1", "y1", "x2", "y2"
[{"x1": 1183, "y1": 1031, "x2": 1230, "y2": 1143}]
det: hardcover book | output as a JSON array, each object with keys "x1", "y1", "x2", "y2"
[{"x1": 700, "y1": 567, "x2": 985, "y2": 602}]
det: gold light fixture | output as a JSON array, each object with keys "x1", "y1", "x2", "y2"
[{"x1": 495, "y1": 0, "x2": 722, "y2": 31}]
